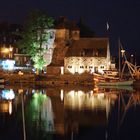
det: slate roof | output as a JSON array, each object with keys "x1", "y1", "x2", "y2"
[{"x1": 65, "y1": 38, "x2": 109, "y2": 57}]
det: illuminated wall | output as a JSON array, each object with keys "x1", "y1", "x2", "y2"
[
  {"x1": 0, "y1": 46, "x2": 14, "y2": 58},
  {"x1": 64, "y1": 57, "x2": 107, "y2": 74},
  {"x1": 43, "y1": 29, "x2": 56, "y2": 66},
  {"x1": 55, "y1": 29, "x2": 69, "y2": 40}
]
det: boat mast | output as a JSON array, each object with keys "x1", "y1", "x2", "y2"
[{"x1": 118, "y1": 38, "x2": 121, "y2": 79}]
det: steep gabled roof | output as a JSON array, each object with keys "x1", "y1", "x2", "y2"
[{"x1": 65, "y1": 38, "x2": 109, "y2": 57}]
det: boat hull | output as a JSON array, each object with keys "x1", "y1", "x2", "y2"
[{"x1": 98, "y1": 80, "x2": 133, "y2": 86}]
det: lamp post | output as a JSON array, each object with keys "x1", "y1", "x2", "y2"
[{"x1": 121, "y1": 49, "x2": 125, "y2": 57}]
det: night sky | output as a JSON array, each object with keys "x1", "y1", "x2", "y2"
[{"x1": 1, "y1": 0, "x2": 140, "y2": 60}]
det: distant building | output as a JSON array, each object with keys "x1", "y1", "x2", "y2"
[{"x1": 0, "y1": 23, "x2": 23, "y2": 70}]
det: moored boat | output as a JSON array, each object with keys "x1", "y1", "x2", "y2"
[
  {"x1": 93, "y1": 73, "x2": 134, "y2": 86},
  {"x1": 98, "y1": 85, "x2": 134, "y2": 91},
  {"x1": 98, "y1": 80, "x2": 133, "y2": 86}
]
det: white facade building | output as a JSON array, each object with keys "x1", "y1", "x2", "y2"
[{"x1": 64, "y1": 38, "x2": 111, "y2": 74}]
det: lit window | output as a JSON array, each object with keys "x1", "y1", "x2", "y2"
[
  {"x1": 80, "y1": 66, "x2": 84, "y2": 68},
  {"x1": 68, "y1": 66, "x2": 72, "y2": 68},
  {"x1": 100, "y1": 66, "x2": 104, "y2": 69}
]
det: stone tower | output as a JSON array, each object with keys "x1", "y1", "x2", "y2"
[{"x1": 47, "y1": 17, "x2": 80, "y2": 75}]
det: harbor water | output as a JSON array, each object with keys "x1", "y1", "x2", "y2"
[{"x1": 0, "y1": 85, "x2": 140, "y2": 140}]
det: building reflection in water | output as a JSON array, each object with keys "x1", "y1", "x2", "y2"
[
  {"x1": 63, "y1": 88, "x2": 117, "y2": 137},
  {"x1": 1, "y1": 87, "x2": 140, "y2": 140},
  {"x1": 26, "y1": 90, "x2": 54, "y2": 134},
  {"x1": 0, "y1": 89, "x2": 15, "y2": 115},
  {"x1": 0, "y1": 87, "x2": 118, "y2": 137}
]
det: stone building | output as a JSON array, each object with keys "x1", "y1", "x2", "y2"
[
  {"x1": 47, "y1": 17, "x2": 80, "y2": 74},
  {"x1": 47, "y1": 17, "x2": 111, "y2": 75}
]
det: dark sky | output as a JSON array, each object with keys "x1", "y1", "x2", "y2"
[{"x1": 0, "y1": 0, "x2": 140, "y2": 59}]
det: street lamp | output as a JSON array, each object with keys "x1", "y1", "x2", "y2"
[{"x1": 121, "y1": 49, "x2": 125, "y2": 57}]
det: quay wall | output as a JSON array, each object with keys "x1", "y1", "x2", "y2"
[{"x1": 3, "y1": 73, "x2": 94, "y2": 86}]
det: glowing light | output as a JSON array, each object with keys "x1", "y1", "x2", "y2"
[
  {"x1": 90, "y1": 68, "x2": 95, "y2": 74},
  {"x1": 2, "y1": 89, "x2": 15, "y2": 100},
  {"x1": 18, "y1": 89, "x2": 23, "y2": 94},
  {"x1": 68, "y1": 67, "x2": 75, "y2": 74},
  {"x1": 90, "y1": 90, "x2": 93, "y2": 94},
  {"x1": 78, "y1": 68, "x2": 84, "y2": 74},
  {"x1": 68, "y1": 90, "x2": 75, "y2": 97},
  {"x1": 61, "y1": 66, "x2": 64, "y2": 75},
  {"x1": 42, "y1": 94, "x2": 47, "y2": 99},
  {"x1": 18, "y1": 71, "x2": 24, "y2": 75},
  {"x1": 1, "y1": 48, "x2": 9, "y2": 53},
  {"x1": 77, "y1": 90, "x2": 84, "y2": 96},
  {"x1": 98, "y1": 68, "x2": 104, "y2": 74},
  {"x1": 121, "y1": 49, "x2": 125, "y2": 57},
  {"x1": 33, "y1": 92, "x2": 47, "y2": 99},
  {"x1": 93, "y1": 87, "x2": 99, "y2": 92},
  {"x1": 64, "y1": 90, "x2": 116, "y2": 111},
  {"x1": 2, "y1": 59, "x2": 15, "y2": 70},
  {"x1": 9, "y1": 101, "x2": 12, "y2": 115},
  {"x1": 97, "y1": 93, "x2": 105, "y2": 99},
  {"x1": 0, "y1": 103, "x2": 9, "y2": 112},
  {"x1": 33, "y1": 93, "x2": 39, "y2": 98},
  {"x1": 9, "y1": 47, "x2": 13, "y2": 52},
  {"x1": 94, "y1": 78, "x2": 99, "y2": 82},
  {"x1": 60, "y1": 89, "x2": 64, "y2": 101}
]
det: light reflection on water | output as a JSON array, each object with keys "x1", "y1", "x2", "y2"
[{"x1": 0, "y1": 86, "x2": 140, "y2": 140}]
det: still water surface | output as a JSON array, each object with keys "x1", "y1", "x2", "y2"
[{"x1": 0, "y1": 85, "x2": 140, "y2": 140}]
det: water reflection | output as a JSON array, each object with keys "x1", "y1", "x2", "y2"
[
  {"x1": 30, "y1": 91, "x2": 54, "y2": 132},
  {"x1": 25, "y1": 90, "x2": 54, "y2": 139},
  {"x1": 0, "y1": 86, "x2": 140, "y2": 140},
  {"x1": 65, "y1": 90, "x2": 117, "y2": 111},
  {"x1": 0, "y1": 89, "x2": 15, "y2": 115}
]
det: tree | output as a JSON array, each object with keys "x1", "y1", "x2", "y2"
[{"x1": 17, "y1": 10, "x2": 54, "y2": 73}]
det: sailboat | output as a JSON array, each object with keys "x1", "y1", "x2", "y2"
[{"x1": 94, "y1": 39, "x2": 134, "y2": 86}]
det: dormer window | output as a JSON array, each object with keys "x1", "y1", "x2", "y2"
[
  {"x1": 68, "y1": 66, "x2": 72, "y2": 68},
  {"x1": 80, "y1": 50, "x2": 85, "y2": 56}
]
